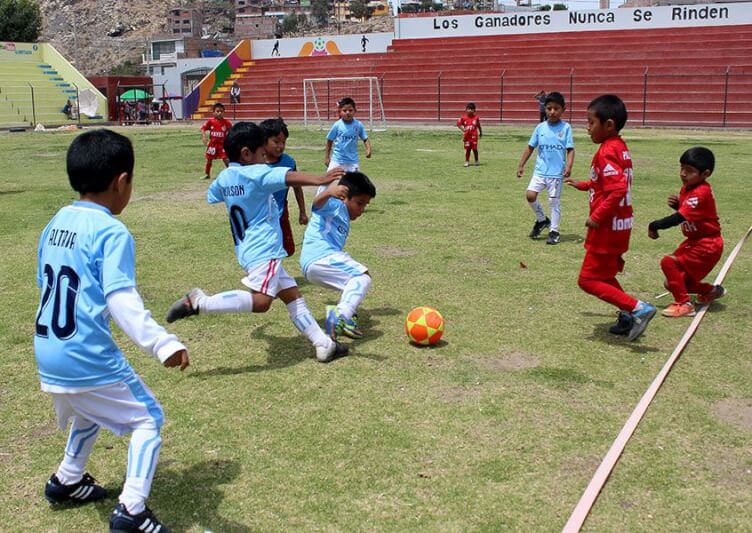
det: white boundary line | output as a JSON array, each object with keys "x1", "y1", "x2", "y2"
[{"x1": 563, "y1": 224, "x2": 752, "y2": 533}]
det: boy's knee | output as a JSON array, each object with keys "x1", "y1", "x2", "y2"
[
  {"x1": 252, "y1": 295, "x2": 273, "y2": 313},
  {"x1": 526, "y1": 191, "x2": 537, "y2": 203},
  {"x1": 660, "y1": 255, "x2": 679, "y2": 272}
]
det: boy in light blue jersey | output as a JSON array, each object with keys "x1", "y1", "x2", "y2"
[
  {"x1": 261, "y1": 118, "x2": 308, "y2": 257},
  {"x1": 516, "y1": 91, "x2": 575, "y2": 245},
  {"x1": 324, "y1": 97, "x2": 372, "y2": 172},
  {"x1": 34, "y1": 129, "x2": 189, "y2": 533},
  {"x1": 166, "y1": 122, "x2": 349, "y2": 362},
  {"x1": 300, "y1": 171, "x2": 376, "y2": 339}
]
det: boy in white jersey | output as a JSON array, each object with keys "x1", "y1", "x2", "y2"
[
  {"x1": 516, "y1": 91, "x2": 575, "y2": 245},
  {"x1": 166, "y1": 122, "x2": 349, "y2": 362},
  {"x1": 300, "y1": 171, "x2": 376, "y2": 339},
  {"x1": 34, "y1": 129, "x2": 189, "y2": 533}
]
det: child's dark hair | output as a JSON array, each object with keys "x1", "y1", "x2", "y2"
[
  {"x1": 338, "y1": 97, "x2": 356, "y2": 109},
  {"x1": 67, "y1": 129, "x2": 134, "y2": 195},
  {"x1": 680, "y1": 146, "x2": 715, "y2": 175},
  {"x1": 224, "y1": 121, "x2": 265, "y2": 162},
  {"x1": 213, "y1": 102, "x2": 225, "y2": 111},
  {"x1": 340, "y1": 171, "x2": 376, "y2": 199},
  {"x1": 466, "y1": 102, "x2": 476, "y2": 110},
  {"x1": 588, "y1": 94, "x2": 627, "y2": 132},
  {"x1": 544, "y1": 91, "x2": 565, "y2": 108},
  {"x1": 260, "y1": 117, "x2": 289, "y2": 139}
]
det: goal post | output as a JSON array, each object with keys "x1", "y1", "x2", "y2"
[{"x1": 303, "y1": 76, "x2": 386, "y2": 131}]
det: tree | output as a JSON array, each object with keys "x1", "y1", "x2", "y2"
[
  {"x1": 311, "y1": 0, "x2": 329, "y2": 26},
  {"x1": 553, "y1": 3, "x2": 568, "y2": 10},
  {"x1": 350, "y1": 0, "x2": 370, "y2": 20},
  {"x1": 282, "y1": 13, "x2": 302, "y2": 34},
  {"x1": 0, "y1": 0, "x2": 42, "y2": 42}
]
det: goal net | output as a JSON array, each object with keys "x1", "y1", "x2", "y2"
[{"x1": 303, "y1": 77, "x2": 386, "y2": 131}]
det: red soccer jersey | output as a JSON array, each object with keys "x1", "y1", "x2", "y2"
[
  {"x1": 677, "y1": 181, "x2": 721, "y2": 239},
  {"x1": 584, "y1": 136, "x2": 634, "y2": 255},
  {"x1": 457, "y1": 114, "x2": 481, "y2": 142},
  {"x1": 201, "y1": 117, "x2": 232, "y2": 146}
]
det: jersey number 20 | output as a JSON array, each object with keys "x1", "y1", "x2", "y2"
[{"x1": 35, "y1": 264, "x2": 80, "y2": 340}]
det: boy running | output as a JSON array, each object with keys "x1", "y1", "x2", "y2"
[
  {"x1": 200, "y1": 103, "x2": 232, "y2": 180},
  {"x1": 325, "y1": 97, "x2": 371, "y2": 172}
]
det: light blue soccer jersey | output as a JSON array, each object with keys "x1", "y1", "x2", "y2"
[
  {"x1": 528, "y1": 120, "x2": 574, "y2": 179},
  {"x1": 34, "y1": 201, "x2": 137, "y2": 389},
  {"x1": 300, "y1": 196, "x2": 350, "y2": 274},
  {"x1": 268, "y1": 153, "x2": 297, "y2": 216},
  {"x1": 327, "y1": 119, "x2": 368, "y2": 165},
  {"x1": 208, "y1": 162, "x2": 290, "y2": 269}
]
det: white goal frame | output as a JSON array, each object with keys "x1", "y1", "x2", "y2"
[{"x1": 303, "y1": 76, "x2": 386, "y2": 131}]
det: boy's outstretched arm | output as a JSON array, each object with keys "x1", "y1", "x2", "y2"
[
  {"x1": 564, "y1": 177, "x2": 590, "y2": 190},
  {"x1": 293, "y1": 186, "x2": 309, "y2": 224},
  {"x1": 313, "y1": 182, "x2": 349, "y2": 209},
  {"x1": 286, "y1": 167, "x2": 345, "y2": 188},
  {"x1": 325, "y1": 140, "x2": 333, "y2": 167},
  {"x1": 364, "y1": 138, "x2": 372, "y2": 158},
  {"x1": 517, "y1": 145, "x2": 534, "y2": 178},
  {"x1": 107, "y1": 287, "x2": 189, "y2": 370},
  {"x1": 648, "y1": 212, "x2": 685, "y2": 240}
]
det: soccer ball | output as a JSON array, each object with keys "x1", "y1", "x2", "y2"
[{"x1": 405, "y1": 306, "x2": 444, "y2": 346}]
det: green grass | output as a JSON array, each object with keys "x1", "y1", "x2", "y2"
[{"x1": 1, "y1": 124, "x2": 751, "y2": 532}]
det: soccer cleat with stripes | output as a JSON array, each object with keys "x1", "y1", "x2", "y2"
[
  {"x1": 325, "y1": 305, "x2": 342, "y2": 340},
  {"x1": 341, "y1": 314, "x2": 364, "y2": 339},
  {"x1": 110, "y1": 503, "x2": 169, "y2": 533},
  {"x1": 609, "y1": 311, "x2": 633, "y2": 335},
  {"x1": 45, "y1": 472, "x2": 107, "y2": 505},
  {"x1": 165, "y1": 288, "x2": 206, "y2": 323},
  {"x1": 662, "y1": 302, "x2": 696, "y2": 318},
  {"x1": 627, "y1": 303, "x2": 657, "y2": 341},
  {"x1": 315, "y1": 341, "x2": 349, "y2": 363},
  {"x1": 696, "y1": 284, "x2": 726, "y2": 305}
]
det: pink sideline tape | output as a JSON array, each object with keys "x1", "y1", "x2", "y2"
[{"x1": 563, "y1": 224, "x2": 752, "y2": 533}]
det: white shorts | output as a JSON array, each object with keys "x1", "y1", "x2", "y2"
[
  {"x1": 527, "y1": 175, "x2": 563, "y2": 198},
  {"x1": 304, "y1": 252, "x2": 368, "y2": 291},
  {"x1": 328, "y1": 160, "x2": 360, "y2": 172},
  {"x1": 241, "y1": 258, "x2": 297, "y2": 297},
  {"x1": 51, "y1": 374, "x2": 164, "y2": 436}
]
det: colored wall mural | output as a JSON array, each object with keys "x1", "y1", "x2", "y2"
[
  {"x1": 252, "y1": 33, "x2": 392, "y2": 58},
  {"x1": 298, "y1": 37, "x2": 342, "y2": 57}
]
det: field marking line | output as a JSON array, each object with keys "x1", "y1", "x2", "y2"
[{"x1": 563, "y1": 224, "x2": 752, "y2": 533}]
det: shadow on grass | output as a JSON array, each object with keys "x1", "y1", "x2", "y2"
[
  {"x1": 586, "y1": 320, "x2": 662, "y2": 354},
  {"x1": 94, "y1": 459, "x2": 249, "y2": 532}
]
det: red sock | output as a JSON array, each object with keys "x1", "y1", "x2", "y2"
[
  {"x1": 578, "y1": 276, "x2": 639, "y2": 312},
  {"x1": 660, "y1": 256, "x2": 689, "y2": 304},
  {"x1": 204, "y1": 160, "x2": 212, "y2": 176},
  {"x1": 465, "y1": 149, "x2": 471, "y2": 161}
]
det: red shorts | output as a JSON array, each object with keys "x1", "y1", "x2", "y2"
[
  {"x1": 673, "y1": 236, "x2": 723, "y2": 282},
  {"x1": 579, "y1": 251, "x2": 625, "y2": 280},
  {"x1": 205, "y1": 144, "x2": 227, "y2": 160},
  {"x1": 279, "y1": 201, "x2": 295, "y2": 256},
  {"x1": 464, "y1": 139, "x2": 478, "y2": 150}
]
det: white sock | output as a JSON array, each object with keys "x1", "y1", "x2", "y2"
[
  {"x1": 632, "y1": 300, "x2": 646, "y2": 313},
  {"x1": 549, "y1": 197, "x2": 561, "y2": 232},
  {"x1": 198, "y1": 290, "x2": 253, "y2": 314},
  {"x1": 287, "y1": 298, "x2": 334, "y2": 349},
  {"x1": 529, "y1": 200, "x2": 546, "y2": 221},
  {"x1": 120, "y1": 426, "x2": 162, "y2": 516},
  {"x1": 336, "y1": 274, "x2": 372, "y2": 321},
  {"x1": 56, "y1": 417, "x2": 100, "y2": 485}
]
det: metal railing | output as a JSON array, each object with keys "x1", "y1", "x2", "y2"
[{"x1": 0, "y1": 82, "x2": 81, "y2": 127}]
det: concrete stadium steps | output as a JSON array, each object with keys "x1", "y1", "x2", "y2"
[{"x1": 194, "y1": 24, "x2": 752, "y2": 127}]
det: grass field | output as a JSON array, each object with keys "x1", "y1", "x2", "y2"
[{"x1": 1, "y1": 123, "x2": 751, "y2": 532}]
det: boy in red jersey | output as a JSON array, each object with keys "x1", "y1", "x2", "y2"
[
  {"x1": 200, "y1": 103, "x2": 232, "y2": 180},
  {"x1": 457, "y1": 103, "x2": 482, "y2": 167},
  {"x1": 648, "y1": 147, "x2": 724, "y2": 317},
  {"x1": 565, "y1": 95, "x2": 656, "y2": 341}
]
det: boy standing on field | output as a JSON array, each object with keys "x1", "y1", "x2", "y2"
[
  {"x1": 457, "y1": 102, "x2": 482, "y2": 167},
  {"x1": 200, "y1": 102, "x2": 232, "y2": 180},
  {"x1": 565, "y1": 94, "x2": 656, "y2": 341},
  {"x1": 166, "y1": 122, "x2": 349, "y2": 363},
  {"x1": 261, "y1": 118, "x2": 309, "y2": 256},
  {"x1": 516, "y1": 91, "x2": 574, "y2": 245},
  {"x1": 325, "y1": 97, "x2": 372, "y2": 172},
  {"x1": 648, "y1": 147, "x2": 725, "y2": 317},
  {"x1": 300, "y1": 171, "x2": 376, "y2": 340},
  {"x1": 35, "y1": 129, "x2": 189, "y2": 533}
]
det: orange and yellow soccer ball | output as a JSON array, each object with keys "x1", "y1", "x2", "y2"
[{"x1": 405, "y1": 306, "x2": 444, "y2": 346}]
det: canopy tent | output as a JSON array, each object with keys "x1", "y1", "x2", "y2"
[{"x1": 119, "y1": 88, "x2": 151, "y2": 100}]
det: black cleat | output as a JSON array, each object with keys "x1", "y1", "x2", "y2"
[
  {"x1": 546, "y1": 230, "x2": 560, "y2": 245},
  {"x1": 165, "y1": 288, "x2": 205, "y2": 323},
  {"x1": 110, "y1": 503, "x2": 170, "y2": 533},
  {"x1": 45, "y1": 473, "x2": 107, "y2": 505},
  {"x1": 609, "y1": 311, "x2": 633, "y2": 335},
  {"x1": 316, "y1": 341, "x2": 349, "y2": 363},
  {"x1": 529, "y1": 217, "x2": 551, "y2": 239}
]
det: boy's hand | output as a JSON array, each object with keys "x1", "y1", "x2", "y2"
[
  {"x1": 516, "y1": 167, "x2": 524, "y2": 178},
  {"x1": 365, "y1": 148, "x2": 372, "y2": 159},
  {"x1": 585, "y1": 217, "x2": 600, "y2": 229},
  {"x1": 648, "y1": 227, "x2": 659, "y2": 240},
  {"x1": 329, "y1": 183, "x2": 350, "y2": 201},
  {"x1": 164, "y1": 349, "x2": 189, "y2": 371},
  {"x1": 563, "y1": 168, "x2": 572, "y2": 178},
  {"x1": 324, "y1": 156, "x2": 331, "y2": 167},
  {"x1": 298, "y1": 212, "x2": 309, "y2": 225},
  {"x1": 324, "y1": 166, "x2": 345, "y2": 183},
  {"x1": 667, "y1": 194, "x2": 680, "y2": 209},
  {"x1": 564, "y1": 178, "x2": 577, "y2": 188}
]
